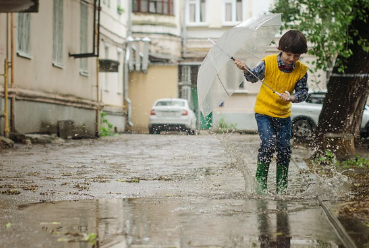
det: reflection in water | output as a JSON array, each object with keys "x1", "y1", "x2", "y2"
[
  {"x1": 22, "y1": 198, "x2": 344, "y2": 248},
  {"x1": 257, "y1": 201, "x2": 291, "y2": 248}
]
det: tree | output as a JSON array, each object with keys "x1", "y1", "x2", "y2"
[{"x1": 272, "y1": 0, "x2": 369, "y2": 160}]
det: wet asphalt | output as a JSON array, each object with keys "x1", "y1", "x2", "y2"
[{"x1": 0, "y1": 133, "x2": 363, "y2": 247}]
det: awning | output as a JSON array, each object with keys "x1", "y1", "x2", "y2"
[{"x1": 0, "y1": 0, "x2": 39, "y2": 13}]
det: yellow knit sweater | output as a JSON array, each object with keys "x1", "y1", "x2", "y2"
[{"x1": 254, "y1": 54, "x2": 308, "y2": 118}]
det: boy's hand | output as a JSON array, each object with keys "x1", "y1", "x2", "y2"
[
  {"x1": 279, "y1": 91, "x2": 294, "y2": 102},
  {"x1": 234, "y1": 59, "x2": 249, "y2": 73}
]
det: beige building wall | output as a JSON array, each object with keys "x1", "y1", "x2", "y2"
[
  {"x1": 0, "y1": 0, "x2": 129, "y2": 137},
  {"x1": 128, "y1": 65, "x2": 179, "y2": 133},
  {"x1": 0, "y1": 0, "x2": 99, "y2": 137},
  {"x1": 14, "y1": 1, "x2": 97, "y2": 99}
]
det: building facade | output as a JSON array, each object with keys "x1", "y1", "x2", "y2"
[
  {"x1": 0, "y1": 0, "x2": 129, "y2": 138},
  {"x1": 0, "y1": 0, "x2": 328, "y2": 137}
]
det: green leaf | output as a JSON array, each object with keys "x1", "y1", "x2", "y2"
[{"x1": 84, "y1": 233, "x2": 97, "y2": 244}]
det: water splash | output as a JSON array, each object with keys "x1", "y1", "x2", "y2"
[
  {"x1": 217, "y1": 133, "x2": 258, "y2": 196},
  {"x1": 217, "y1": 133, "x2": 351, "y2": 200}
]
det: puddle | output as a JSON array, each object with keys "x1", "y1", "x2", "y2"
[{"x1": 20, "y1": 197, "x2": 344, "y2": 247}]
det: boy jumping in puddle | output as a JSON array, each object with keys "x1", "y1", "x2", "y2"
[{"x1": 235, "y1": 30, "x2": 309, "y2": 194}]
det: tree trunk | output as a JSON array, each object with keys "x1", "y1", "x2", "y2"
[{"x1": 313, "y1": 4, "x2": 369, "y2": 161}]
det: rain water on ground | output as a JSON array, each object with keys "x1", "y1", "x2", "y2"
[{"x1": 0, "y1": 134, "x2": 360, "y2": 247}]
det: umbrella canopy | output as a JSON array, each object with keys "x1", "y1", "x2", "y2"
[{"x1": 197, "y1": 14, "x2": 282, "y2": 117}]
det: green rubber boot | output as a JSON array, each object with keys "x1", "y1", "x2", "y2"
[
  {"x1": 276, "y1": 164, "x2": 289, "y2": 194},
  {"x1": 255, "y1": 161, "x2": 270, "y2": 195}
]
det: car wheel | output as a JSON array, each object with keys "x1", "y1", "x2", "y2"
[
  {"x1": 187, "y1": 129, "x2": 195, "y2": 135},
  {"x1": 292, "y1": 119, "x2": 314, "y2": 138},
  {"x1": 149, "y1": 128, "x2": 154, "y2": 134}
]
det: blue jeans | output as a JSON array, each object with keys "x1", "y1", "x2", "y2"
[{"x1": 255, "y1": 113, "x2": 292, "y2": 165}]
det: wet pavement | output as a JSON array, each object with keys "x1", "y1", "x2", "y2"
[{"x1": 0, "y1": 133, "x2": 361, "y2": 247}]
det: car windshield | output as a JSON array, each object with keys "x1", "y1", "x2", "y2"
[{"x1": 156, "y1": 100, "x2": 185, "y2": 107}]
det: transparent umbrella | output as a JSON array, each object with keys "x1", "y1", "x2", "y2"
[{"x1": 197, "y1": 14, "x2": 282, "y2": 117}]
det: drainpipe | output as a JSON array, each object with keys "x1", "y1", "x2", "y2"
[
  {"x1": 1, "y1": 14, "x2": 10, "y2": 138},
  {"x1": 96, "y1": 57, "x2": 100, "y2": 137},
  {"x1": 124, "y1": 1, "x2": 133, "y2": 127},
  {"x1": 124, "y1": 43, "x2": 133, "y2": 127},
  {"x1": 182, "y1": 0, "x2": 187, "y2": 58},
  {"x1": 10, "y1": 13, "x2": 15, "y2": 133},
  {"x1": 2, "y1": 58, "x2": 9, "y2": 138}
]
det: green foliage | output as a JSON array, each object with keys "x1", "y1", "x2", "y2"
[
  {"x1": 313, "y1": 149, "x2": 369, "y2": 170},
  {"x1": 100, "y1": 111, "x2": 114, "y2": 136},
  {"x1": 85, "y1": 233, "x2": 97, "y2": 245},
  {"x1": 218, "y1": 117, "x2": 237, "y2": 133},
  {"x1": 338, "y1": 155, "x2": 369, "y2": 169},
  {"x1": 271, "y1": 0, "x2": 369, "y2": 73},
  {"x1": 313, "y1": 149, "x2": 336, "y2": 166},
  {"x1": 117, "y1": 5, "x2": 124, "y2": 15}
]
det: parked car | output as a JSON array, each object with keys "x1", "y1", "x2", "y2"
[
  {"x1": 291, "y1": 92, "x2": 369, "y2": 138},
  {"x1": 148, "y1": 98, "x2": 197, "y2": 134}
]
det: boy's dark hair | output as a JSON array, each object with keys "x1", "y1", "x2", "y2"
[{"x1": 278, "y1": 30, "x2": 308, "y2": 54}]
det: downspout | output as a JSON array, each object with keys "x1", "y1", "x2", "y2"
[
  {"x1": 124, "y1": 1, "x2": 133, "y2": 127},
  {"x1": 10, "y1": 13, "x2": 15, "y2": 133},
  {"x1": 96, "y1": 57, "x2": 100, "y2": 137},
  {"x1": 2, "y1": 58, "x2": 9, "y2": 138},
  {"x1": 124, "y1": 48, "x2": 132, "y2": 127},
  {"x1": 1, "y1": 14, "x2": 10, "y2": 138},
  {"x1": 95, "y1": 0, "x2": 101, "y2": 137},
  {"x1": 182, "y1": 0, "x2": 187, "y2": 58}
]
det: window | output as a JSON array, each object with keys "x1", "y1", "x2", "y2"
[
  {"x1": 17, "y1": 13, "x2": 31, "y2": 57},
  {"x1": 132, "y1": 0, "x2": 174, "y2": 15},
  {"x1": 117, "y1": 48, "x2": 123, "y2": 94},
  {"x1": 187, "y1": 0, "x2": 206, "y2": 24},
  {"x1": 104, "y1": 44, "x2": 110, "y2": 91},
  {"x1": 181, "y1": 66, "x2": 191, "y2": 83},
  {"x1": 223, "y1": 0, "x2": 242, "y2": 24},
  {"x1": 80, "y1": 1, "x2": 89, "y2": 74},
  {"x1": 181, "y1": 86, "x2": 191, "y2": 102},
  {"x1": 53, "y1": 0, "x2": 64, "y2": 66}
]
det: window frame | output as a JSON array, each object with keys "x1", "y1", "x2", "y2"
[
  {"x1": 52, "y1": 0, "x2": 64, "y2": 68},
  {"x1": 79, "y1": 1, "x2": 89, "y2": 76},
  {"x1": 103, "y1": 43, "x2": 110, "y2": 92},
  {"x1": 223, "y1": 0, "x2": 243, "y2": 26},
  {"x1": 181, "y1": 66, "x2": 191, "y2": 84},
  {"x1": 17, "y1": 13, "x2": 32, "y2": 59},
  {"x1": 132, "y1": 0, "x2": 174, "y2": 15},
  {"x1": 187, "y1": 0, "x2": 207, "y2": 26},
  {"x1": 117, "y1": 48, "x2": 123, "y2": 94}
]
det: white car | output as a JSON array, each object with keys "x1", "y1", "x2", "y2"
[
  {"x1": 148, "y1": 98, "x2": 197, "y2": 134},
  {"x1": 291, "y1": 92, "x2": 369, "y2": 138}
]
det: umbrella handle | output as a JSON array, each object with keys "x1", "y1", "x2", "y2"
[
  {"x1": 285, "y1": 91, "x2": 291, "y2": 100},
  {"x1": 276, "y1": 91, "x2": 291, "y2": 101}
]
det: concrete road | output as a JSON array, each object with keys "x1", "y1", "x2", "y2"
[{"x1": 0, "y1": 134, "x2": 352, "y2": 247}]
